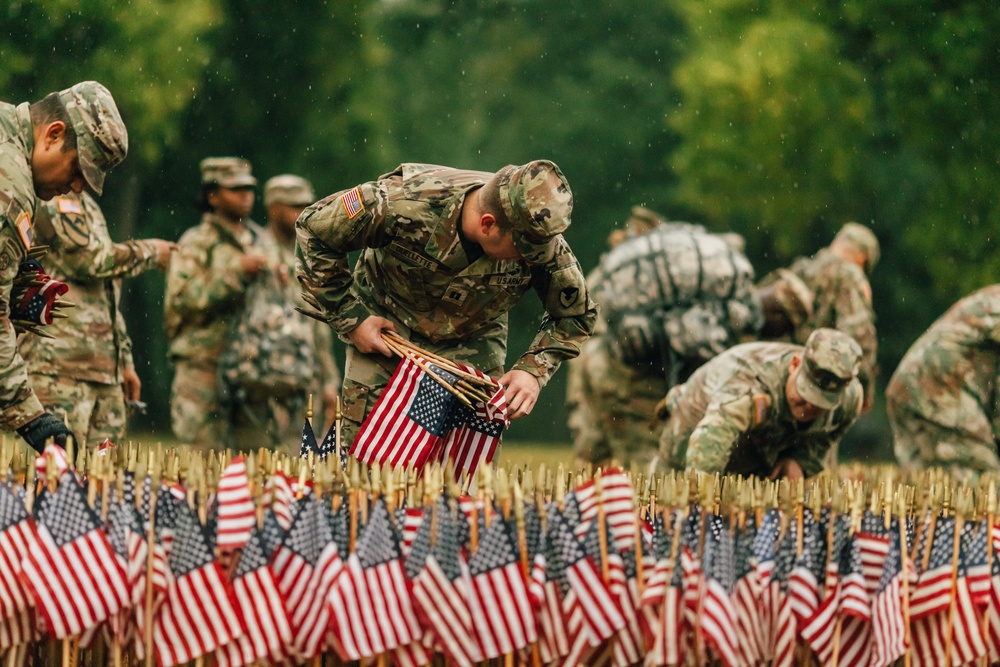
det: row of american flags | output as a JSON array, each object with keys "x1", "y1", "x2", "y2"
[{"x1": 5, "y1": 439, "x2": 1000, "y2": 667}]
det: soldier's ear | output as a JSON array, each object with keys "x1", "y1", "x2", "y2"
[
  {"x1": 41, "y1": 121, "x2": 68, "y2": 149},
  {"x1": 479, "y1": 212, "x2": 499, "y2": 236}
]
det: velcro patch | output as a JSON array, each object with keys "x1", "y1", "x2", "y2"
[
  {"x1": 56, "y1": 197, "x2": 82, "y2": 214},
  {"x1": 752, "y1": 394, "x2": 771, "y2": 425},
  {"x1": 341, "y1": 187, "x2": 364, "y2": 219},
  {"x1": 15, "y1": 212, "x2": 32, "y2": 250}
]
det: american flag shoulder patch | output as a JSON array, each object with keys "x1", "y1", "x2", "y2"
[
  {"x1": 56, "y1": 197, "x2": 82, "y2": 214},
  {"x1": 752, "y1": 393, "x2": 770, "y2": 425},
  {"x1": 341, "y1": 187, "x2": 364, "y2": 219},
  {"x1": 15, "y1": 212, "x2": 32, "y2": 250}
]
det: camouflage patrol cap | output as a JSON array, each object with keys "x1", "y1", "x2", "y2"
[
  {"x1": 834, "y1": 222, "x2": 880, "y2": 273},
  {"x1": 795, "y1": 328, "x2": 863, "y2": 409},
  {"x1": 200, "y1": 157, "x2": 257, "y2": 188},
  {"x1": 57, "y1": 81, "x2": 128, "y2": 196},
  {"x1": 497, "y1": 160, "x2": 573, "y2": 265},
  {"x1": 771, "y1": 269, "x2": 814, "y2": 329},
  {"x1": 263, "y1": 174, "x2": 315, "y2": 208}
]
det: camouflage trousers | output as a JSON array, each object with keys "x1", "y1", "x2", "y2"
[
  {"x1": 341, "y1": 345, "x2": 502, "y2": 447},
  {"x1": 566, "y1": 337, "x2": 666, "y2": 470},
  {"x1": 887, "y1": 404, "x2": 1000, "y2": 481},
  {"x1": 171, "y1": 361, "x2": 275, "y2": 452},
  {"x1": 29, "y1": 373, "x2": 126, "y2": 447}
]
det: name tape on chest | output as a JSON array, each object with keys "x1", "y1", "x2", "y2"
[
  {"x1": 389, "y1": 241, "x2": 440, "y2": 271},
  {"x1": 487, "y1": 274, "x2": 531, "y2": 288}
]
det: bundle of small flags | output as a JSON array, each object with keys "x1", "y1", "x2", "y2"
[{"x1": 4, "y1": 437, "x2": 1000, "y2": 667}]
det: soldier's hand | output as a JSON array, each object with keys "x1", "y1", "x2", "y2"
[
  {"x1": 17, "y1": 413, "x2": 73, "y2": 454},
  {"x1": 499, "y1": 369, "x2": 540, "y2": 420},
  {"x1": 148, "y1": 239, "x2": 177, "y2": 270},
  {"x1": 768, "y1": 457, "x2": 804, "y2": 481},
  {"x1": 240, "y1": 253, "x2": 269, "y2": 278},
  {"x1": 122, "y1": 367, "x2": 142, "y2": 402},
  {"x1": 348, "y1": 316, "x2": 396, "y2": 356}
]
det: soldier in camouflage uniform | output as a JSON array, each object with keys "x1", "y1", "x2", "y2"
[
  {"x1": 164, "y1": 158, "x2": 273, "y2": 447},
  {"x1": 21, "y1": 192, "x2": 175, "y2": 446},
  {"x1": 568, "y1": 218, "x2": 814, "y2": 468},
  {"x1": 887, "y1": 285, "x2": 1000, "y2": 479},
  {"x1": 259, "y1": 174, "x2": 341, "y2": 448},
  {"x1": 0, "y1": 81, "x2": 128, "y2": 452},
  {"x1": 657, "y1": 328, "x2": 863, "y2": 478},
  {"x1": 296, "y1": 160, "x2": 597, "y2": 443},
  {"x1": 784, "y1": 222, "x2": 879, "y2": 411}
]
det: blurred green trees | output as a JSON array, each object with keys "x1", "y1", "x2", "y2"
[{"x1": 2, "y1": 0, "x2": 999, "y2": 457}]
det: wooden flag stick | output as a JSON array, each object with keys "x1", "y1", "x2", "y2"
[
  {"x1": 382, "y1": 335, "x2": 474, "y2": 408},
  {"x1": 595, "y1": 473, "x2": 611, "y2": 584},
  {"x1": 383, "y1": 331, "x2": 496, "y2": 389},
  {"x1": 982, "y1": 483, "x2": 996, "y2": 667},
  {"x1": 943, "y1": 495, "x2": 965, "y2": 663},
  {"x1": 896, "y1": 489, "x2": 912, "y2": 667},
  {"x1": 144, "y1": 453, "x2": 160, "y2": 667}
]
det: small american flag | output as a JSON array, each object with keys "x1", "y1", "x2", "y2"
[
  {"x1": 215, "y1": 455, "x2": 255, "y2": 550},
  {"x1": 0, "y1": 481, "x2": 35, "y2": 648},
  {"x1": 406, "y1": 498, "x2": 482, "y2": 667},
  {"x1": 800, "y1": 513, "x2": 851, "y2": 663},
  {"x1": 299, "y1": 417, "x2": 318, "y2": 458},
  {"x1": 400, "y1": 505, "x2": 424, "y2": 558},
  {"x1": 910, "y1": 515, "x2": 957, "y2": 618},
  {"x1": 351, "y1": 358, "x2": 460, "y2": 469},
  {"x1": 328, "y1": 500, "x2": 422, "y2": 660},
  {"x1": 341, "y1": 186, "x2": 364, "y2": 218},
  {"x1": 871, "y1": 522, "x2": 907, "y2": 667},
  {"x1": 701, "y1": 515, "x2": 739, "y2": 667},
  {"x1": 441, "y1": 362, "x2": 508, "y2": 477},
  {"x1": 466, "y1": 516, "x2": 537, "y2": 659},
  {"x1": 572, "y1": 468, "x2": 636, "y2": 552},
  {"x1": 534, "y1": 509, "x2": 571, "y2": 663},
  {"x1": 788, "y1": 509, "x2": 824, "y2": 624},
  {"x1": 215, "y1": 527, "x2": 291, "y2": 667},
  {"x1": 557, "y1": 511, "x2": 625, "y2": 650},
  {"x1": 152, "y1": 501, "x2": 241, "y2": 666},
  {"x1": 262, "y1": 470, "x2": 294, "y2": 531},
  {"x1": 271, "y1": 495, "x2": 342, "y2": 662},
  {"x1": 732, "y1": 519, "x2": 763, "y2": 666},
  {"x1": 21, "y1": 475, "x2": 128, "y2": 639}
]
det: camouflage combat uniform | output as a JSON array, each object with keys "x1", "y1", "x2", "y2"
[
  {"x1": 296, "y1": 162, "x2": 597, "y2": 442},
  {"x1": 258, "y1": 226, "x2": 341, "y2": 448},
  {"x1": 788, "y1": 247, "x2": 877, "y2": 401},
  {"x1": 658, "y1": 330, "x2": 863, "y2": 477},
  {"x1": 20, "y1": 192, "x2": 161, "y2": 446},
  {"x1": 0, "y1": 100, "x2": 47, "y2": 432},
  {"x1": 887, "y1": 285, "x2": 1000, "y2": 478},
  {"x1": 566, "y1": 224, "x2": 763, "y2": 469},
  {"x1": 164, "y1": 211, "x2": 266, "y2": 446}
]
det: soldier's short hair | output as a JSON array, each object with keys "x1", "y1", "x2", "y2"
[
  {"x1": 478, "y1": 172, "x2": 514, "y2": 234},
  {"x1": 196, "y1": 183, "x2": 219, "y2": 214},
  {"x1": 28, "y1": 93, "x2": 78, "y2": 153}
]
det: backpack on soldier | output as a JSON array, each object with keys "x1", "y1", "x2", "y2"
[
  {"x1": 219, "y1": 271, "x2": 316, "y2": 402},
  {"x1": 596, "y1": 223, "x2": 760, "y2": 368}
]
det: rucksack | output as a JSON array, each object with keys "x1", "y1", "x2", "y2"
[
  {"x1": 219, "y1": 271, "x2": 316, "y2": 402},
  {"x1": 595, "y1": 223, "x2": 760, "y2": 367}
]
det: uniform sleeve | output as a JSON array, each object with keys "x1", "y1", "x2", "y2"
[
  {"x1": 295, "y1": 179, "x2": 395, "y2": 338},
  {"x1": 164, "y1": 230, "x2": 245, "y2": 329},
  {"x1": 510, "y1": 236, "x2": 598, "y2": 388},
  {"x1": 34, "y1": 201, "x2": 160, "y2": 282},
  {"x1": 685, "y1": 392, "x2": 756, "y2": 472},
  {"x1": 0, "y1": 233, "x2": 44, "y2": 430}
]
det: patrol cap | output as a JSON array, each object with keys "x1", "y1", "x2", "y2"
[
  {"x1": 200, "y1": 157, "x2": 257, "y2": 188},
  {"x1": 57, "y1": 81, "x2": 128, "y2": 196},
  {"x1": 497, "y1": 160, "x2": 573, "y2": 265},
  {"x1": 263, "y1": 174, "x2": 315, "y2": 208},
  {"x1": 834, "y1": 222, "x2": 880, "y2": 274},
  {"x1": 795, "y1": 328, "x2": 863, "y2": 410},
  {"x1": 770, "y1": 269, "x2": 814, "y2": 329}
]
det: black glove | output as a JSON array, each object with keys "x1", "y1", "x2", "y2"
[{"x1": 17, "y1": 413, "x2": 72, "y2": 454}]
